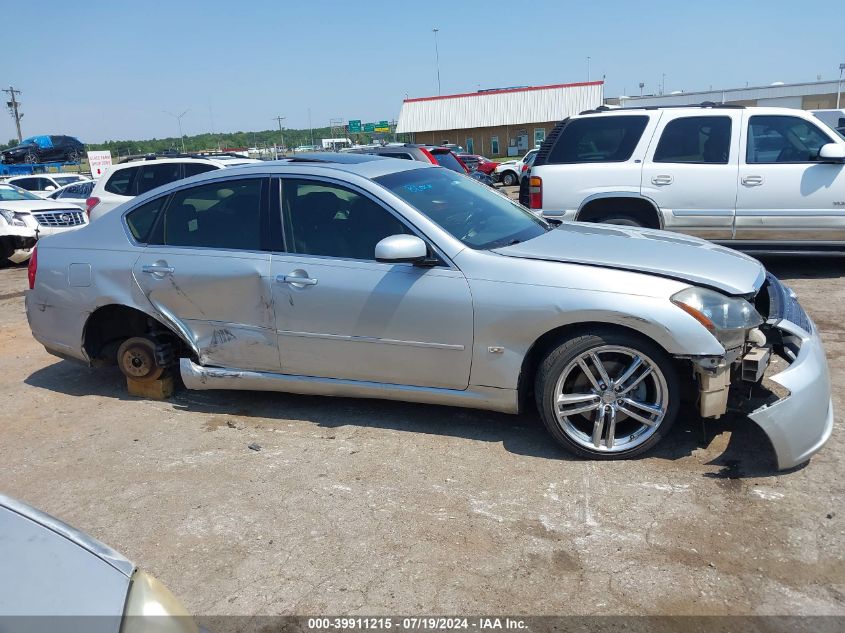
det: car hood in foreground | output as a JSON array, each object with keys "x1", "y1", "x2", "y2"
[{"x1": 493, "y1": 222, "x2": 765, "y2": 296}]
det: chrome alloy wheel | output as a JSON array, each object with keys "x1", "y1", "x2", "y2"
[{"x1": 552, "y1": 345, "x2": 669, "y2": 452}]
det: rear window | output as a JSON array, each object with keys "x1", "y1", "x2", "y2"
[
  {"x1": 431, "y1": 150, "x2": 467, "y2": 173},
  {"x1": 105, "y1": 166, "x2": 139, "y2": 196},
  {"x1": 546, "y1": 116, "x2": 649, "y2": 164}
]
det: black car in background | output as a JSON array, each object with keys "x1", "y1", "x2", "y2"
[{"x1": 1, "y1": 135, "x2": 84, "y2": 164}]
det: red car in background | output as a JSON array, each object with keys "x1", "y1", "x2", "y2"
[{"x1": 457, "y1": 154, "x2": 497, "y2": 175}]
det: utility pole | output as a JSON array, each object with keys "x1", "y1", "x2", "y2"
[
  {"x1": 3, "y1": 86, "x2": 23, "y2": 142},
  {"x1": 587, "y1": 57, "x2": 591, "y2": 82},
  {"x1": 308, "y1": 108, "x2": 314, "y2": 148},
  {"x1": 837, "y1": 63, "x2": 845, "y2": 109},
  {"x1": 273, "y1": 115, "x2": 286, "y2": 158},
  {"x1": 432, "y1": 28, "x2": 442, "y2": 95}
]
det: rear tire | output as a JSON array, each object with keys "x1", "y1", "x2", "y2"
[
  {"x1": 66, "y1": 149, "x2": 80, "y2": 163},
  {"x1": 501, "y1": 171, "x2": 517, "y2": 186},
  {"x1": 117, "y1": 337, "x2": 164, "y2": 382},
  {"x1": 535, "y1": 330, "x2": 680, "y2": 460}
]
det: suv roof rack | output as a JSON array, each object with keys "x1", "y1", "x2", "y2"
[
  {"x1": 276, "y1": 153, "x2": 386, "y2": 165},
  {"x1": 579, "y1": 102, "x2": 746, "y2": 115},
  {"x1": 118, "y1": 151, "x2": 246, "y2": 164}
]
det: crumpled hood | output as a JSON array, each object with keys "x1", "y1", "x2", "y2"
[{"x1": 493, "y1": 222, "x2": 766, "y2": 296}]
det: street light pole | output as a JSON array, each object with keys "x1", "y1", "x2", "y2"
[
  {"x1": 432, "y1": 28, "x2": 442, "y2": 95},
  {"x1": 587, "y1": 57, "x2": 591, "y2": 82},
  {"x1": 837, "y1": 63, "x2": 845, "y2": 109},
  {"x1": 273, "y1": 115, "x2": 286, "y2": 158},
  {"x1": 639, "y1": 82, "x2": 645, "y2": 96},
  {"x1": 164, "y1": 109, "x2": 190, "y2": 153}
]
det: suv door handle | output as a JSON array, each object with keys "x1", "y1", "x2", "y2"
[
  {"x1": 651, "y1": 175, "x2": 673, "y2": 185},
  {"x1": 742, "y1": 175, "x2": 764, "y2": 186},
  {"x1": 276, "y1": 274, "x2": 318, "y2": 286},
  {"x1": 141, "y1": 264, "x2": 175, "y2": 276}
]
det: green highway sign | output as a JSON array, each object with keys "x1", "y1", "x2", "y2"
[
  {"x1": 348, "y1": 119, "x2": 361, "y2": 133},
  {"x1": 363, "y1": 122, "x2": 375, "y2": 133},
  {"x1": 375, "y1": 120, "x2": 390, "y2": 132}
]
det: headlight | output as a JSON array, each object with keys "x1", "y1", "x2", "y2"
[
  {"x1": 671, "y1": 286, "x2": 763, "y2": 349},
  {"x1": 121, "y1": 570, "x2": 199, "y2": 633},
  {"x1": 0, "y1": 208, "x2": 28, "y2": 227}
]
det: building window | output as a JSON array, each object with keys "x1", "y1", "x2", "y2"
[
  {"x1": 534, "y1": 128, "x2": 546, "y2": 147},
  {"x1": 491, "y1": 136, "x2": 499, "y2": 155},
  {"x1": 466, "y1": 138, "x2": 474, "y2": 154}
]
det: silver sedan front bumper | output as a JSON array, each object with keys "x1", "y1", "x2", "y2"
[{"x1": 749, "y1": 318, "x2": 834, "y2": 470}]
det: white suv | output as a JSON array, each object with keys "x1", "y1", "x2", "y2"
[
  {"x1": 530, "y1": 105, "x2": 845, "y2": 252},
  {"x1": 87, "y1": 157, "x2": 256, "y2": 220}
]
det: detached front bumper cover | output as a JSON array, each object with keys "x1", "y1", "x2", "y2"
[{"x1": 749, "y1": 318, "x2": 834, "y2": 470}]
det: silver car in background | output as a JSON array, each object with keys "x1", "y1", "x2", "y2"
[
  {"x1": 0, "y1": 494, "x2": 198, "y2": 632},
  {"x1": 25, "y1": 154, "x2": 832, "y2": 468}
]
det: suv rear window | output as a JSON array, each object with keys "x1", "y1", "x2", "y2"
[
  {"x1": 431, "y1": 150, "x2": 467, "y2": 173},
  {"x1": 183, "y1": 162, "x2": 220, "y2": 177},
  {"x1": 105, "y1": 166, "x2": 139, "y2": 195},
  {"x1": 546, "y1": 116, "x2": 649, "y2": 164}
]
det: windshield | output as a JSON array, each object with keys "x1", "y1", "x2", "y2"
[
  {"x1": 0, "y1": 185, "x2": 40, "y2": 201},
  {"x1": 375, "y1": 167, "x2": 549, "y2": 249}
]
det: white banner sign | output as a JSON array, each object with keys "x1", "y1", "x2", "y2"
[{"x1": 87, "y1": 150, "x2": 113, "y2": 179}]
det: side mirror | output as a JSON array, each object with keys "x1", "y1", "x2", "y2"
[
  {"x1": 819, "y1": 143, "x2": 845, "y2": 162},
  {"x1": 375, "y1": 234, "x2": 428, "y2": 264}
]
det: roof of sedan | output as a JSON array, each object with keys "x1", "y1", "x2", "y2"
[{"x1": 221, "y1": 152, "x2": 435, "y2": 179}]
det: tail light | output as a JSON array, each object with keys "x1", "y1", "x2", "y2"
[
  {"x1": 85, "y1": 196, "x2": 100, "y2": 217},
  {"x1": 529, "y1": 176, "x2": 542, "y2": 209},
  {"x1": 27, "y1": 246, "x2": 37, "y2": 290},
  {"x1": 521, "y1": 163, "x2": 529, "y2": 173},
  {"x1": 419, "y1": 148, "x2": 438, "y2": 164}
]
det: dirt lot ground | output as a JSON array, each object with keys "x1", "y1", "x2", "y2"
[{"x1": 0, "y1": 255, "x2": 843, "y2": 619}]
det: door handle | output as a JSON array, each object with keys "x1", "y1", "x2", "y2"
[
  {"x1": 651, "y1": 175, "x2": 673, "y2": 185},
  {"x1": 742, "y1": 175, "x2": 764, "y2": 186},
  {"x1": 141, "y1": 264, "x2": 175, "y2": 276},
  {"x1": 276, "y1": 274, "x2": 318, "y2": 286}
]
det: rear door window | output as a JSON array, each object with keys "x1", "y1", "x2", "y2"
[
  {"x1": 11, "y1": 177, "x2": 39, "y2": 190},
  {"x1": 104, "y1": 166, "x2": 139, "y2": 195},
  {"x1": 653, "y1": 116, "x2": 732, "y2": 164},
  {"x1": 183, "y1": 162, "x2": 220, "y2": 177},
  {"x1": 136, "y1": 163, "x2": 183, "y2": 195},
  {"x1": 546, "y1": 116, "x2": 649, "y2": 164},
  {"x1": 126, "y1": 197, "x2": 168, "y2": 243}
]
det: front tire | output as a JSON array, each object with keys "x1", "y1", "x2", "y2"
[
  {"x1": 24, "y1": 152, "x2": 38, "y2": 164},
  {"x1": 66, "y1": 149, "x2": 80, "y2": 163},
  {"x1": 535, "y1": 330, "x2": 680, "y2": 459},
  {"x1": 501, "y1": 171, "x2": 517, "y2": 186}
]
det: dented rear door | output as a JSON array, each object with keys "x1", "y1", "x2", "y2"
[{"x1": 132, "y1": 176, "x2": 280, "y2": 371}]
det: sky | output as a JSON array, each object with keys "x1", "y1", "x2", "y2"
[{"x1": 5, "y1": 0, "x2": 845, "y2": 143}]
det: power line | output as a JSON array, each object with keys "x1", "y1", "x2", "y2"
[{"x1": 3, "y1": 86, "x2": 23, "y2": 142}]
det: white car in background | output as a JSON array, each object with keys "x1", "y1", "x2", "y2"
[
  {"x1": 494, "y1": 148, "x2": 538, "y2": 186},
  {"x1": 46, "y1": 179, "x2": 97, "y2": 210},
  {"x1": 87, "y1": 156, "x2": 258, "y2": 220},
  {"x1": 0, "y1": 183, "x2": 88, "y2": 264},
  {"x1": 6, "y1": 173, "x2": 91, "y2": 198}
]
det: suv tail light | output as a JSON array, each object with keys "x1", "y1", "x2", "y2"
[
  {"x1": 85, "y1": 196, "x2": 100, "y2": 217},
  {"x1": 529, "y1": 176, "x2": 542, "y2": 209},
  {"x1": 28, "y1": 246, "x2": 37, "y2": 290},
  {"x1": 419, "y1": 147, "x2": 438, "y2": 165}
]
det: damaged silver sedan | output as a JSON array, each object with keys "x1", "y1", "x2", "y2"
[{"x1": 25, "y1": 154, "x2": 833, "y2": 468}]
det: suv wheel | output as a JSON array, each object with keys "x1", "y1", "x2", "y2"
[
  {"x1": 598, "y1": 216, "x2": 646, "y2": 228},
  {"x1": 501, "y1": 171, "x2": 518, "y2": 186},
  {"x1": 535, "y1": 330, "x2": 679, "y2": 459},
  {"x1": 66, "y1": 149, "x2": 80, "y2": 163},
  {"x1": 24, "y1": 152, "x2": 38, "y2": 164}
]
